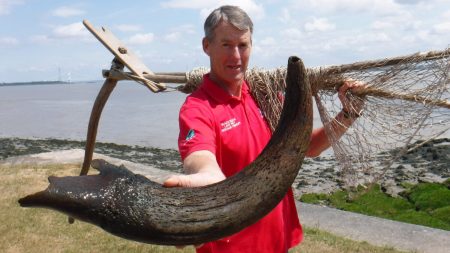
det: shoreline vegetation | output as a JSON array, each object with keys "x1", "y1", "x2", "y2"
[
  {"x1": 300, "y1": 182, "x2": 450, "y2": 231},
  {"x1": 1, "y1": 137, "x2": 449, "y2": 232}
]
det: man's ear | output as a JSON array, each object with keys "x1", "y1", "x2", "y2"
[{"x1": 202, "y1": 37, "x2": 210, "y2": 56}]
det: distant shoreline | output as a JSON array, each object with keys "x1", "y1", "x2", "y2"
[
  {"x1": 0, "y1": 80, "x2": 102, "y2": 87},
  {"x1": 0, "y1": 81, "x2": 70, "y2": 86}
]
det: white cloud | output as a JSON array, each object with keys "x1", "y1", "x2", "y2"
[
  {"x1": 364, "y1": 32, "x2": 392, "y2": 43},
  {"x1": 163, "y1": 24, "x2": 196, "y2": 42},
  {"x1": 279, "y1": 8, "x2": 291, "y2": 24},
  {"x1": 162, "y1": 0, "x2": 265, "y2": 20},
  {"x1": 53, "y1": 22, "x2": 90, "y2": 39},
  {"x1": 433, "y1": 22, "x2": 450, "y2": 34},
  {"x1": 394, "y1": 0, "x2": 425, "y2": 4},
  {"x1": 52, "y1": 6, "x2": 85, "y2": 17},
  {"x1": 0, "y1": 36, "x2": 18, "y2": 46},
  {"x1": 175, "y1": 24, "x2": 196, "y2": 34},
  {"x1": 415, "y1": 30, "x2": 431, "y2": 42},
  {"x1": 260, "y1": 36, "x2": 276, "y2": 46},
  {"x1": 115, "y1": 24, "x2": 142, "y2": 32},
  {"x1": 371, "y1": 20, "x2": 395, "y2": 30},
  {"x1": 127, "y1": 33, "x2": 155, "y2": 45},
  {"x1": 293, "y1": 0, "x2": 403, "y2": 16},
  {"x1": 371, "y1": 15, "x2": 420, "y2": 32},
  {"x1": 161, "y1": 0, "x2": 214, "y2": 9},
  {"x1": 442, "y1": 10, "x2": 450, "y2": 21},
  {"x1": 30, "y1": 35, "x2": 52, "y2": 43},
  {"x1": 0, "y1": 0, "x2": 22, "y2": 15},
  {"x1": 304, "y1": 18, "x2": 335, "y2": 32},
  {"x1": 281, "y1": 28, "x2": 302, "y2": 40},
  {"x1": 164, "y1": 32, "x2": 181, "y2": 43},
  {"x1": 332, "y1": 31, "x2": 391, "y2": 49}
]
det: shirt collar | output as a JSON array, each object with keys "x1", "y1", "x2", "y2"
[{"x1": 201, "y1": 74, "x2": 249, "y2": 104}]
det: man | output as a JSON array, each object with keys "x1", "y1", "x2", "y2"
[{"x1": 164, "y1": 5, "x2": 364, "y2": 253}]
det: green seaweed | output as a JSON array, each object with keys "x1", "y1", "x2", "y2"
[
  {"x1": 300, "y1": 182, "x2": 450, "y2": 231},
  {"x1": 405, "y1": 183, "x2": 450, "y2": 211}
]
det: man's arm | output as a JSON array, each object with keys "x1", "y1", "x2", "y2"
[
  {"x1": 163, "y1": 151, "x2": 223, "y2": 249},
  {"x1": 306, "y1": 79, "x2": 365, "y2": 157},
  {"x1": 163, "y1": 150, "x2": 226, "y2": 188}
]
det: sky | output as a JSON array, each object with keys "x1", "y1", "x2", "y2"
[{"x1": 1, "y1": 0, "x2": 450, "y2": 82}]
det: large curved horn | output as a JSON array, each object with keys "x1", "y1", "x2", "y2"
[{"x1": 18, "y1": 56, "x2": 313, "y2": 245}]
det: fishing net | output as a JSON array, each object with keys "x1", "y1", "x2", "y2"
[
  {"x1": 172, "y1": 49, "x2": 450, "y2": 188},
  {"x1": 310, "y1": 50, "x2": 450, "y2": 187},
  {"x1": 82, "y1": 20, "x2": 449, "y2": 191}
]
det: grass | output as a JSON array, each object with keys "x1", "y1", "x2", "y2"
[
  {"x1": 300, "y1": 181, "x2": 450, "y2": 231},
  {"x1": 293, "y1": 228, "x2": 405, "y2": 253},
  {"x1": 0, "y1": 163, "x2": 409, "y2": 253}
]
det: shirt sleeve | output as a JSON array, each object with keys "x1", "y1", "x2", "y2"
[{"x1": 178, "y1": 104, "x2": 216, "y2": 161}]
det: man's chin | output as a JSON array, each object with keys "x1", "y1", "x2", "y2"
[{"x1": 226, "y1": 72, "x2": 245, "y2": 82}]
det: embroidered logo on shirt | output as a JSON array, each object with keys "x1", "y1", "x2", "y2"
[
  {"x1": 220, "y1": 118, "x2": 241, "y2": 132},
  {"x1": 185, "y1": 129, "x2": 195, "y2": 141}
]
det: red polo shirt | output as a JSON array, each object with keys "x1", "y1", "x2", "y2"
[{"x1": 178, "y1": 74, "x2": 302, "y2": 253}]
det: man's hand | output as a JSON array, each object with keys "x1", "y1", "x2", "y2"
[
  {"x1": 163, "y1": 172, "x2": 224, "y2": 188},
  {"x1": 163, "y1": 150, "x2": 225, "y2": 188},
  {"x1": 338, "y1": 79, "x2": 365, "y2": 117}
]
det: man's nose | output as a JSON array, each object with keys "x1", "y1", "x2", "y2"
[{"x1": 229, "y1": 46, "x2": 241, "y2": 60}]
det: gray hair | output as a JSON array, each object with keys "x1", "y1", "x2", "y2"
[{"x1": 204, "y1": 5, "x2": 253, "y2": 41}]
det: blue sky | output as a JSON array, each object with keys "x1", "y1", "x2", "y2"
[{"x1": 1, "y1": 0, "x2": 449, "y2": 82}]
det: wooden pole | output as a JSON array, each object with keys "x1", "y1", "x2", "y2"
[
  {"x1": 101, "y1": 48, "x2": 450, "y2": 110},
  {"x1": 102, "y1": 69, "x2": 188, "y2": 84},
  {"x1": 103, "y1": 48, "x2": 450, "y2": 84}
]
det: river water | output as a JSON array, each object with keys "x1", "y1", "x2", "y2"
[
  {"x1": 0, "y1": 81, "x2": 187, "y2": 149},
  {"x1": 0, "y1": 81, "x2": 326, "y2": 150},
  {"x1": 2, "y1": 81, "x2": 447, "y2": 153}
]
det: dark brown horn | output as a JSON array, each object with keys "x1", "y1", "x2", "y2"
[{"x1": 19, "y1": 56, "x2": 313, "y2": 245}]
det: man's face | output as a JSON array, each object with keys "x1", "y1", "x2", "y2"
[{"x1": 203, "y1": 21, "x2": 252, "y2": 88}]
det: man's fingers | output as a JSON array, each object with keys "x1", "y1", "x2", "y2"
[
  {"x1": 163, "y1": 175, "x2": 194, "y2": 188},
  {"x1": 163, "y1": 175, "x2": 183, "y2": 188},
  {"x1": 337, "y1": 79, "x2": 366, "y2": 117}
]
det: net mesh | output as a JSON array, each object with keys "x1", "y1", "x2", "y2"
[{"x1": 312, "y1": 52, "x2": 450, "y2": 187}]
